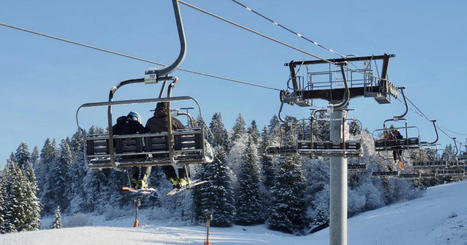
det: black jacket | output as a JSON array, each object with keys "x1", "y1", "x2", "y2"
[{"x1": 112, "y1": 116, "x2": 147, "y2": 135}]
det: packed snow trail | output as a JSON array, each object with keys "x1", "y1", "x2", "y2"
[{"x1": 1, "y1": 181, "x2": 466, "y2": 245}]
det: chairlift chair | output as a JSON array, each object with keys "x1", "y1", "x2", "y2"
[
  {"x1": 373, "y1": 87, "x2": 439, "y2": 153},
  {"x1": 267, "y1": 108, "x2": 363, "y2": 158},
  {"x1": 75, "y1": 0, "x2": 213, "y2": 171}
]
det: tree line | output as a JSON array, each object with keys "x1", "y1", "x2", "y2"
[{"x1": 1, "y1": 113, "x2": 424, "y2": 234}]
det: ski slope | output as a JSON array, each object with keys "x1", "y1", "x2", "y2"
[{"x1": 1, "y1": 181, "x2": 466, "y2": 245}]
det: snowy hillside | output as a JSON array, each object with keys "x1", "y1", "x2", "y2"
[{"x1": 1, "y1": 180, "x2": 466, "y2": 245}]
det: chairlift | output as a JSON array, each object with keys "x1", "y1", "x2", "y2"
[
  {"x1": 75, "y1": 0, "x2": 213, "y2": 171},
  {"x1": 267, "y1": 107, "x2": 363, "y2": 158},
  {"x1": 412, "y1": 144, "x2": 446, "y2": 169},
  {"x1": 373, "y1": 88, "x2": 439, "y2": 153}
]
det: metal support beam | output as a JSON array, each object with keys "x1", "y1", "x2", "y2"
[
  {"x1": 329, "y1": 109, "x2": 347, "y2": 245},
  {"x1": 285, "y1": 54, "x2": 395, "y2": 67}
]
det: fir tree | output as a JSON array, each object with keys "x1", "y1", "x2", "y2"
[
  {"x1": 260, "y1": 127, "x2": 275, "y2": 190},
  {"x1": 247, "y1": 120, "x2": 260, "y2": 146},
  {"x1": 2, "y1": 162, "x2": 27, "y2": 233},
  {"x1": 15, "y1": 142, "x2": 31, "y2": 170},
  {"x1": 51, "y1": 206, "x2": 62, "y2": 229},
  {"x1": 231, "y1": 113, "x2": 246, "y2": 142},
  {"x1": 268, "y1": 129, "x2": 307, "y2": 234},
  {"x1": 68, "y1": 151, "x2": 88, "y2": 213},
  {"x1": 209, "y1": 113, "x2": 230, "y2": 151},
  {"x1": 42, "y1": 139, "x2": 72, "y2": 213},
  {"x1": 70, "y1": 129, "x2": 86, "y2": 154},
  {"x1": 0, "y1": 168, "x2": 5, "y2": 233},
  {"x1": 193, "y1": 146, "x2": 235, "y2": 227},
  {"x1": 31, "y1": 146, "x2": 40, "y2": 169},
  {"x1": 268, "y1": 115, "x2": 281, "y2": 139},
  {"x1": 37, "y1": 138, "x2": 58, "y2": 205},
  {"x1": 23, "y1": 163, "x2": 41, "y2": 231},
  {"x1": 235, "y1": 136, "x2": 264, "y2": 225}
]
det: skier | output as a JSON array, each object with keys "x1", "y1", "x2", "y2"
[
  {"x1": 390, "y1": 126, "x2": 405, "y2": 170},
  {"x1": 112, "y1": 111, "x2": 149, "y2": 189},
  {"x1": 146, "y1": 102, "x2": 191, "y2": 188}
]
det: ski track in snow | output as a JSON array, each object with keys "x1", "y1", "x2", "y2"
[{"x1": 1, "y1": 180, "x2": 467, "y2": 245}]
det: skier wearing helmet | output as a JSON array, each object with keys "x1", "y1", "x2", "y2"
[{"x1": 112, "y1": 111, "x2": 149, "y2": 189}]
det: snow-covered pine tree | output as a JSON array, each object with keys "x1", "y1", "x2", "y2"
[
  {"x1": 247, "y1": 120, "x2": 260, "y2": 146},
  {"x1": 268, "y1": 126, "x2": 307, "y2": 234},
  {"x1": 68, "y1": 148, "x2": 87, "y2": 213},
  {"x1": 82, "y1": 168, "x2": 108, "y2": 212},
  {"x1": 70, "y1": 129, "x2": 86, "y2": 154},
  {"x1": 68, "y1": 128, "x2": 89, "y2": 213},
  {"x1": 209, "y1": 113, "x2": 230, "y2": 150},
  {"x1": 304, "y1": 160, "x2": 330, "y2": 231},
  {"x1": 23, "y1": 163, "x2": 41, "y2": 231},
  {"x1": 231, "y1": 113, "x2": 246, "y2": 143},
  {"x1": 235, "y1": 135, "x2": 263, "y2": 225},
  {"x1": 37, "y1": 138, "x2": 58, "y2": 212},
  {"x1": 268, "y1": 115, "x2": 282, "y2": 142},
  {"x1": 41, "y1": 139, "x2": 72, "y2": 214},
  {"x1": 15, "y1": 143, "x2": 31, "y2": 170},
  {"x1": 30, "y1": 146, "x2": 40, "y2": 169},
  {"x1": 0, "y1": 167, "x2": 6, "y2": 233},
  {"x1": 193, "y1": 146, "x2": 235, "y2": 227},
  {"x1": 259, "y1": 127, "x2": 275, "y2": 190},
  {"x1": 51, "y1": 206, "x2": 62, "y2": 229},
  {"x1": 268, "y1": 152, "x2": 308, "y2": 234},
  {"x1": 2, "y1": 162, "x2": 27, "y2": 233}
]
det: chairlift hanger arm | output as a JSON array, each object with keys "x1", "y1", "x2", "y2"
[
  {"x1": 145, "y1": 0, "x2": 186, "y2": 78},
  {"x1": 427, "y1": 120, "x2": 439, "y2": 145},
  {"x1": 453, "y1": 137, "x2": 459, "y2": 155},
  {"x1": 328, "y1": 63, "x2": 350, "y2": 110},
  {"x1": 394, "y1": 86, "x2": 408, "y2": 120}
]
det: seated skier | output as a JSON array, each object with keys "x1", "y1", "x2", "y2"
[
  {"x1": 390, "y1": 126, "x2": 405, "y2": 170},
  {"x1": 112, "y1": 111, "x2": 149, "y2": 189},
  {"x1": 146, "y1": 102, "x2": 191, "y2": 188}
]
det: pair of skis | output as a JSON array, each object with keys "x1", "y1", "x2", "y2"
[{"x1": 121, "y1": 179, "x2": 208, "y2": 196}]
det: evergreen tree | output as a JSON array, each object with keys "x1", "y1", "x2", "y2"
[
  {"x1": 0, "y1": 168, "x2": 5, "y2": 233},
  {"x1": 51, "y1": 206, "x2": 62, "y2": 229},
  {"x1": 15, "y1": 143, "x2": 31, "y2": 169},
  {"x1": 260, "y1": 127, "x2": 275, "y2": 190},
  {"x1": 68, "y1": 152, "x2": 88, "y2": 213},
  {"x1": 31, "y1": 146, "x2": 40, "y2": 169},
  {"x1": 209, "y1": 113, "x2": 230, "y2": 150},
  {"x1": 82, "y1": 168, "x2": 108, "y2": 212},
  {"x1": 23, "y1": 163, "x2": 41, "y2": 231},
  {"x1": 235, "y1": 136, "x2": 263, "y2": 225},
  {"x1": 193, "y1": 146, "x2": 235, "y2": 227},
  {"x1": 268, "y1": 135, "x2": 307, "y2": 234},
  {"x1": 231, "y1": 113, "x2": 246, "y2": 142},
  {"x1": 247, "y1": 120, "x2": 260, "y2": 145},
  {"x1": 2, "y1": 162, "x2": 27, "y2": 233},
  {"x1": 70, "y1": 129, "x2": 86, "y2": 154},
  {"x1": 37, "y1": 138, "x2": 58, "y2": 204},
  {"x1": 268, "y1": 115, "x2": 281, "y2": 140},
  {"x1": 40, "y1": 139, "x2": 62, "y2": 214}
]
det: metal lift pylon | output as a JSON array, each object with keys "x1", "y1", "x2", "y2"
[{"x1": 278, "y1": 54, "x2": 398, "y2": 245}]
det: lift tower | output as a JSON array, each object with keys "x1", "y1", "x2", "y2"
[{"x1": 279, "y1": 54, "x2": 398, "y2": 245}]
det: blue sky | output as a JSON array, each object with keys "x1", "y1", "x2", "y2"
[{"x1": 1, "y1": 0, "x2": 466, "y2": 166}]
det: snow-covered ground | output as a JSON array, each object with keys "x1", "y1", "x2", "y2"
[{"x1": 2, "y1": 180, "x2": 467, "y2": 245}]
